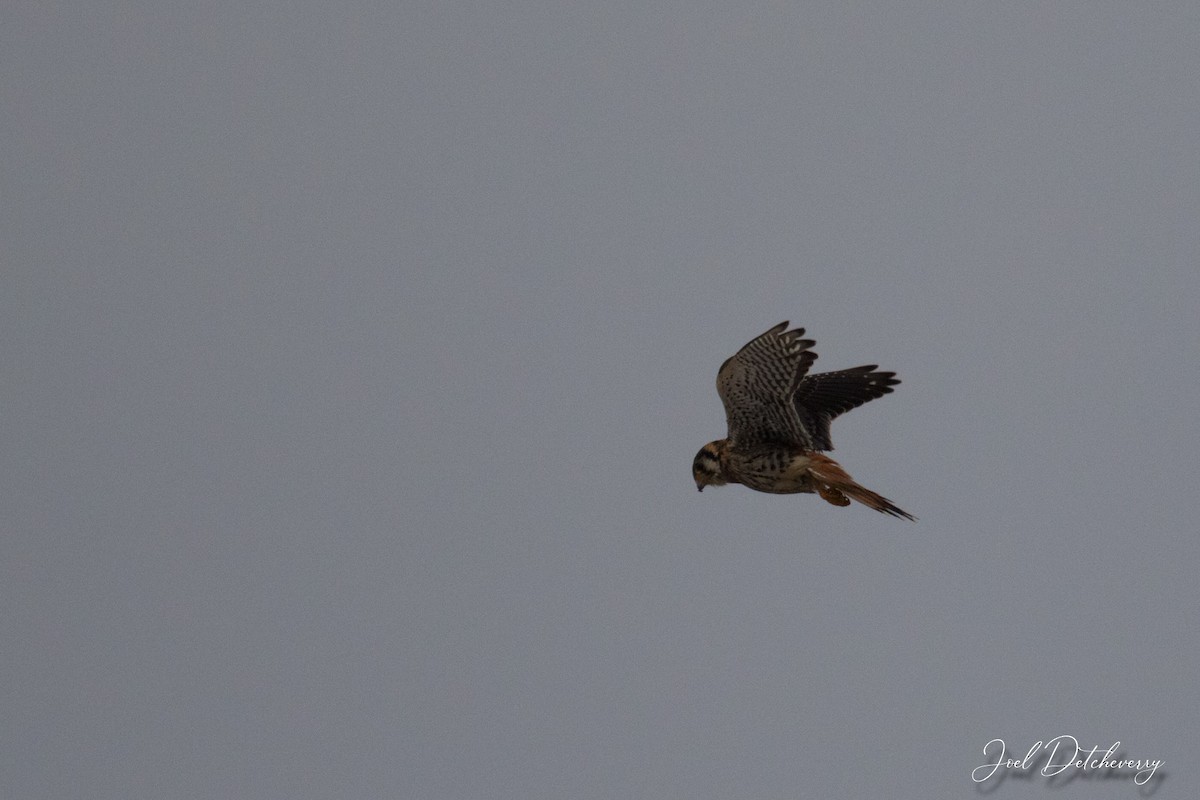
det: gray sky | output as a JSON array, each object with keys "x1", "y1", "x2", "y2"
[{"x1": 4, "y1": 2, "x2": 1198, "y2": 798}]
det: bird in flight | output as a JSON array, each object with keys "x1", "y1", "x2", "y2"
[{"x1": 692, "y1": 321, "x2": 914, "y2": 520}]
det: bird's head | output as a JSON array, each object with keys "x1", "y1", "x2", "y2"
[{"x1": 692, "y1": 440, "x2": 729, "y2": 492}]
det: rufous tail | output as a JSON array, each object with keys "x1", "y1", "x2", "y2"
[{"x1": 808, "y1": 453, "x2": 916, "y2": 521}]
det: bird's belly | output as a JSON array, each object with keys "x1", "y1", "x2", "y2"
[{"x1": 731, "y1": 450, "x2": 816, "y2": 494}]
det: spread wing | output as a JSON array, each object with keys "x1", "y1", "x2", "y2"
[
  {"x1": 716, "y1": 321, "x2": 817, "y2": 448},
  {"x1": 793, "y1": 366, "x2": 900, "y2": 451}
]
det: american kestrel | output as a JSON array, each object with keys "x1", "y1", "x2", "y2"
[{"x1": 692, "y1": 321, "x2": 915, "y2": 520}]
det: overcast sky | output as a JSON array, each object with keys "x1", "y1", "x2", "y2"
[{"x1": 3, "y1": 2, "x2": 1198, "y2": 798}]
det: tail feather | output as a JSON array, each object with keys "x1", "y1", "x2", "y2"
[{"x1": 807, "y1": 454, "x2": 916, "y2": 521}]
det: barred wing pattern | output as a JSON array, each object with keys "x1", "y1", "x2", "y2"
[
  {"x1": 716, "y1": 322, "x2": 817, "y2": 448},
  {"x1": 793, "y1": 366, "x2": 900, "y2": 451}
]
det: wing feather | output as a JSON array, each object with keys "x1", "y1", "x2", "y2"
[
  {"x1": 793, "y1": 366, "x2": 900, "y2": 451},
  {"x1": 716, "y1": 322, "x2": 817, "y2": 447}
]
